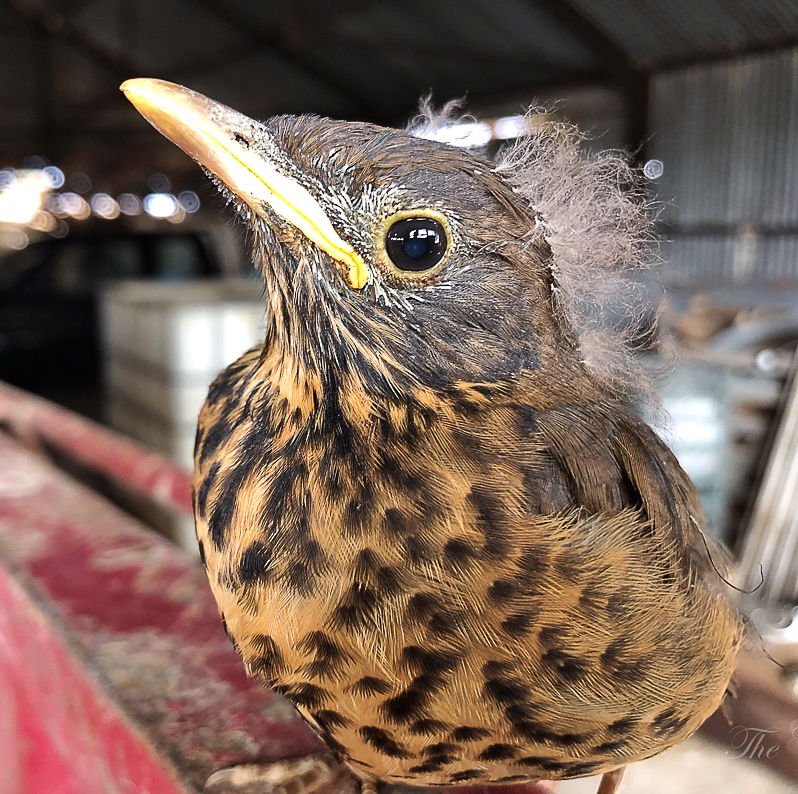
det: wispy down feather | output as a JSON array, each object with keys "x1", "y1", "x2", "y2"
[{"x1": 410, "y1": 102, "x2": 661, "y2": 401}]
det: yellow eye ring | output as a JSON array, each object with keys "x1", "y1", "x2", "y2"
[{"x1": 377, "y1": 209, "x2": 452, "y2": 281}]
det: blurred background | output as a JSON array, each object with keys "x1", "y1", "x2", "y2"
[{"x1": 1, "y1": 1, "x2": 798, "y2": 792}]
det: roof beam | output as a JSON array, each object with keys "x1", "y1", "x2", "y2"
[
  {"x1": 531, "y1": 0, "x2": 634, "y2": 76},
  {"x1": 190, "y1": 0, "x2": 383, "y2": 119},
  {"x1": 5, "y1": 0, "x2": 140, "y2": 79}
]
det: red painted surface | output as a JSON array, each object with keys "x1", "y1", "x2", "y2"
[
  {"x1": 0, "y1": 381, "x2": 192, "y2": 515},
  {"x1": 0, "y1": 387, "x2": 551, "y2": 794},
  {"x1": 0, "y1": 570, "x2": 188, "y2": 794},
  {"x1": 0, "y1": 436, "x2": 321, "y2": 793}
]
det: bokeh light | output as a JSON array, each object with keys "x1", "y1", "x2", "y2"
[{"x1": 144, "y1": 192, "x2": 180, "y2": 218}]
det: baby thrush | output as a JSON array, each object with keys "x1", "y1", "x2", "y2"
[{"x1": 121, "y1": 79, "x2": 742, "y2": 794}]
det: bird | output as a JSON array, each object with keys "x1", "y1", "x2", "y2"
[{"x1": 121, "y1": 78, "x2": 743, "y2": 794}]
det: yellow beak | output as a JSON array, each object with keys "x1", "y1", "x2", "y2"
[{"x1": 120, "y1": 78, "x2": 369, "y2": 289}]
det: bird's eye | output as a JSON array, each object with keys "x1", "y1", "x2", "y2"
[{"x1": 385, "y1": 216, "x2": 448, "y2": 272}]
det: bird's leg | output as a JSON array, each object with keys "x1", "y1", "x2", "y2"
[
  {"x1": 203, "y1": 754, "x2": 362, "y2": 794},
  {"x1": 596, "y1": 767, "x2": 626, "y2": 794}
]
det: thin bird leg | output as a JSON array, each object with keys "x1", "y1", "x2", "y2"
[
  {"x1": 596, "y1": 767, "x2": 626, "y2": 794},
  {"x1": 203, "y1": 754, "x2": 360, "y2": 794}
]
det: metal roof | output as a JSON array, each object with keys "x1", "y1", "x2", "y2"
[
  {"x1": 570, "y1": 0, "x2": 798, "y2": 67},
  {"x1": 1, "y1": 0, "x2": 797, "y2": 185}
]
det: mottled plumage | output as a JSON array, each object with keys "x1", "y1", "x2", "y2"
[{"x1": 123, "y1": 79, "x2": 742, "y2": 793}]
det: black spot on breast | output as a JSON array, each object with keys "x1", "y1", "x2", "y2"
[
  {"x1": 329, "y1": 582, "x2": 378, "y2": 631},
  {"x1": 469, "y1": 487, "x2": 507, "y2": 530},
  {"x1": 606, "y1": 586, "x2": 633, "y2": 618},
  {"x1": 496, "y1": 776, "x2": 528, "y2": 783},
  {"x1": 552, "y1": 732, "x2": 585, "y2": 746},
  {"x1": 346, "y1": 676, "x2": 393, "y2": 697},
  {"x1": 427, "y1": 610, "x2": 461, "y2": 636},
  {"x1": 510, "y1": 720, "x2": 554, "y2": 743},
  {"x1": 238, "y1": 541, "x2": 272, "y2": 584},
  {"x1": 353, "y1": 549, "x2": 404, "y2": 595},
  {"x1": 652, "y1": 708, "x2": 688, "y2": 737},
  {"x1": 501, "y1": 611, "x2": 537, "y2": 636},
  {"x1": 601, "y1": 636, "x2": 629, "y2": 662},
  {"x1": 451, "y1": 726, "x2": 491, "y2": 742},
  {"x1": 380, "y1": 454, "x2": 424, "y2": 493},
  {"x1": 410, "y1": 719, "x2": 451, "y2": 736},
  {"x1": 406, "y1": 592, "x2": 439, "y2": 623},
  {"x1": 578, "y1": 584, "x2": 606, "y2": 613},
  {"x1": 483, "y1": 659, "x2": 514, "y2": 677},
  {"x1": 197, "y1": 539, "x2": 207, "y2": 568},
  {"x1": 504, "y1": 703, "x2": 540, "y2": 723},
  {"x1": 515, "y1": 546, "x2": 550, "y2": 583},
  {"x1": 343, "y1": 490, "x2": 373, "y2": 535},
  {"x1": 449, "y1": 770, "x2": 482, "y2": 782},
  {"x1": 516, "y1": 755, "x2": 547, "y2": 767},
  {"x1": 380, "y1": 686, "x2": 429, "y2": 724},
  {"x1": 553, "y1": 555, "x2": 582, "y2": 583},
  {"x1": 376, "y1": 565, "x2": 403, "y2": 594},
  {"x1": 206, "y1": 408, "x2": 276, "y2": 549},
  {"x1": 409, "y1": 762, "x2": 443, "y2": 774},
  {"x1": 312, "y1": 709, "x2": 351, "y2": 731},
  {"x1": 384, "y1": 506, "x2": 411, "y2": 537},
  {"x1": 403, "y1": 534, "x2": 431, "y2": 564},
  {"x1": 402, "y1": 646, "x2": 460, "y2": 676},
  {"x1": 484, "y1": 674, "x2": 529, "y2": 706},
  {"x1": 443, "y1": 538, "x2": 478, "y2": 568},
  {"x1": 425, "y1": 753, "x2": 459, "y2": 766},
  {"x1": 562, "y1": 761, "x2": 602, "y2": 777},
  {"x1": 298, "y1": 631, "x2": 351, "y2": 681},
  {"x1": 196, "y1": 461, "x2": 220, "y2": 520},
  {"x1": 248, "y1": 634, "x2": 285, "y2": 680},
  {"x1": 297, "y1": 631, "x2": 342, "y2": 659},
  {"x1": 540, "y1": 760, "x2": 566, "y2": 771},
  {"x1": 601, "y1": 638, "x2": 650, "y2": 683},
  {"x1": 198, "y1": 407, "x2": 233, "y2": 469},
  {"x1": 538, "y1": 625, "x2": 568, "y2": 648},
  {"x1": 284, "y1": 561, "x2": 314, "y2": 595},
  {"x1": 285, "y1": 682, "x2": 329, "y2": 709},
  {"x1": 262, "y1": 459, "x2": 307, "y2": 533},
  {"x1": 353, "y1": 548, "x2": 381, "y2": 577},
  {"x1": 608, "y1": 716, "x2": 638, "y2": 734},
  {"x1": 487, "y1": 578, "x2": 516, "y2": 603},
  {"x1": 593, "y1": 740, "x2": 626, "y2": 753},
  {"x1": 478, "y1": 743, "x2": 518, "y2": 761},
  {"x1": 542, "y1": 649, "x2": 590, "y2": 682},
  {"x1": 423, "y1": 742, "x2": 460, "y2": 756},
  {"x1": 359, "y1": 726, "x2": 412, "y2": 758}
]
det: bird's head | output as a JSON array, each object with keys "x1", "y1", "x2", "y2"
[{"x1": 122, "y1": 79, "x2": 650, "y2": 406}]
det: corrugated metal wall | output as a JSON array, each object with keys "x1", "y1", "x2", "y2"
[{"x1": 650, "y1": 47, "x2": 798, "y2": 285}]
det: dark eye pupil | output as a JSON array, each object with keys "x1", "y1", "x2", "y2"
[{"x1": 385, "y1": 217, "x2": 447, "y2": 272}]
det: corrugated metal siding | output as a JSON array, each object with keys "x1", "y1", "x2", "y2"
[
  {"x1": 649, "y1": 48, "x2": 798, "y2": 285},
  {"x1": 570, "y1": 0, "x2": 798, "y2": 67}
]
